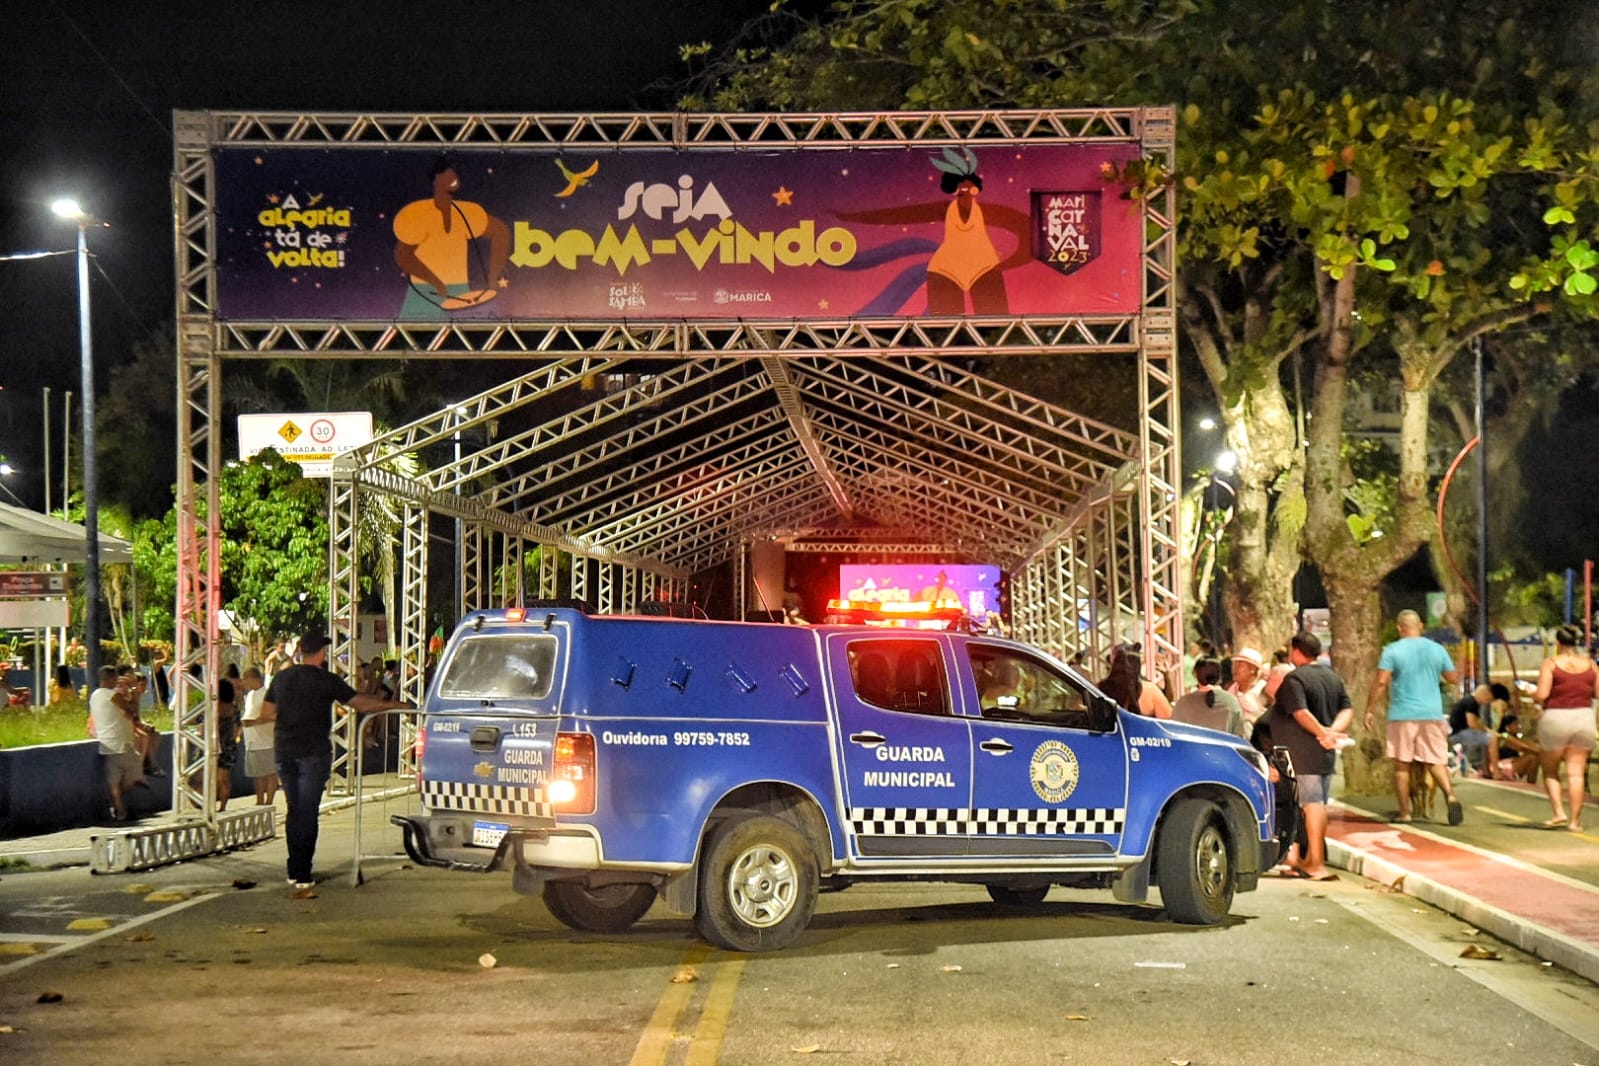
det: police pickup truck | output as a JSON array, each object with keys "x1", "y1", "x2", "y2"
[{"x1": 394, "y1": 607, "x2": 1288, "y2": 952}]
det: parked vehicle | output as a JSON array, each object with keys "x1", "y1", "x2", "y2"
[{"x1": 395, "y1": 607, "x2": 1288, "y2": 951}]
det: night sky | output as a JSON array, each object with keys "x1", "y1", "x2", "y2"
[{"x1": 0, "y1": 0, "x2": 784, "y2": 510}]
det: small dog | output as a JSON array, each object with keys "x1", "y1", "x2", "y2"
[{"x1": 1407, "y1": 760, "x2": 1439, "y2": 820}]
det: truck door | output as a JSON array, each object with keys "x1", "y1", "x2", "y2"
[
  {"x1": 826, "y1": 635, "x2": 973, "y2": 858},
  {"x1": 962, "y1": 644, "x2": 1126, "y2": 858}
]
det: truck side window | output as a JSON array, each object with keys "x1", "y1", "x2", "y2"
[
  {"x1": 971, "y1": 648, "x2": 1090, "y2": 728},
  {"x1": 847, "y1": 641, "x2": 950, "y2": 717}
]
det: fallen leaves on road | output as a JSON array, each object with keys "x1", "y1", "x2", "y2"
[
  {"x1": 1066, "y1": 1014, "x2": 1090, "y2": 1022},
  {"x1": 478, "y1": 953, "x2": 497, "y2": 969},
  {"x1": 670, "y1": 966, "x2": 698, "y2": 984},
  {"x1": 288, "y1": 886, "x2": 317, "y2": 900},
  {"x1": 35, "y1": 993, "x2": 62, "y2": 1004},
  {"x1": 1459, "y1": 944, "x2": 1501, "y2": 961},
  {"x1": 791, "y1": 1044, "x2": 820, "y2": 1054},
  {"x1": 232, "y1": 878, "x2": 256, "y2": 890},
  {"x1": 940, "y1": 964, "x2": 963, "y2": 973},
  {"x1": 125, "y1": 933, "x2": 155, "y2": 943}
]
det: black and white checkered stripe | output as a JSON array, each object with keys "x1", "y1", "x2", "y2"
[
  {"x1": 422, "y1": 780, "x2": 552, "y2": 819},
  {"x1": 850, "y1": 806, "x2": 1124, "y2": 837}
]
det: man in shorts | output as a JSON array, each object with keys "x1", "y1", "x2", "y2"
[
  {"x1": 1364, "y1": 609, "x2": 1463, "y2": 825},
  {"x1": 1272, "y1": 631, "x2": 1353, "y2": 878},
  {"x1": 88, "y1": 665, "x2": 144, "y2": 820}
]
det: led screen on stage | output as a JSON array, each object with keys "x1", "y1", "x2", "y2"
[{"x1": 838, "y1": 563, "x2": 1002, "y2": 618}]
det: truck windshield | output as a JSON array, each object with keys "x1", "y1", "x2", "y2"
[{"x1": 438, "y1": 634, "x2": 559, "y2": 700}]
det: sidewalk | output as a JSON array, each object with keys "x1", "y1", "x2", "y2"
[
  {"x1": 1327, "y1": 774, "x2": 1599, "y2": 984},
  {"x1": 0, "y1": 773, "x2": 419, "y2": 873}
]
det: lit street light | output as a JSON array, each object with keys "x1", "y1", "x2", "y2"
[
  {"x1": 52, "y1": 197, "x2": 104, "y2": 677},
  {"x1": 0, "y1": 458, "x2": 26, "y2": 506}
]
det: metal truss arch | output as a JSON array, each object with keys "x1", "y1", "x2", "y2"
[{"x1": 159, "y1": 106, "x2": 1183, "y2": 870}]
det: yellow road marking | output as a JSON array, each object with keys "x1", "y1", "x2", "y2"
[
  {"x1": 630, "y1": 946, "x2": 711, "y2": 1066},
  {"x1": 685, "y1": 955, "x2": 747, "y2": 1066},
  {"x1": 1475, "y1": 806, "x2": 1532, "y2": 823},
  {"x1": 629, "y1": 946, "x2": 748, "y2": 1066}
]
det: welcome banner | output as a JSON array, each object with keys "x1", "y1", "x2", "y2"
[{"x1": 213, "y1": 143, "x2": 1145, "y2": 323}]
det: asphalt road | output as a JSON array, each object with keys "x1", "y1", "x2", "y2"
[{"x1": 2, "y1": 802, "x2": 1597, "y2": 1066}]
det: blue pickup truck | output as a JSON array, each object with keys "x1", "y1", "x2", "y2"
[{"x1": 394, "y1": 607, "x2": 1289, "y2": 951}]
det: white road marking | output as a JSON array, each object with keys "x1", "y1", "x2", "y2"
[
  {"x1": 0, "y1": 892, "x2": 221, "y2": 977},
  {"x1": 1334, "y1": 889, "x2": 1599, "y2": 1052}
]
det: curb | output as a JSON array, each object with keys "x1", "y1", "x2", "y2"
[
  {"x1": 0, "y1": 847, "x2": 91, "y2": 871},
  {"x1": 1328, "y1": 826, "x2": 1599, "y2": 986}
]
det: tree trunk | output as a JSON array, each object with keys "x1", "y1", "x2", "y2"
[
  {"x1": 1323, "y1": 569, "x2": 1390, "y2": 796},
  {"x1": 1215, "y1": 381, "x2": 1303, "y2": 656}
]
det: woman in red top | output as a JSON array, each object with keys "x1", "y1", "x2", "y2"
[{"x1": 1533, "y1": 625, "x2": 1599, "y2": 831}]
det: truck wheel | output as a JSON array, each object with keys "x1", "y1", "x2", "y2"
[
  {"x1": 986, "y1": 885, "x2": 1049, "y2": 906},
  {"x1": 695, "y1": 813, "x2": 818, "y2": 952},
  {"x1": 541, "y1": 881, "x2": 657, "y2": 933},
  {"x1": 1155, "y1": 797, "x2": 1234, "y2": 925}
]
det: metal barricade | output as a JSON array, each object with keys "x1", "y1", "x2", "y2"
[{"x1": 347, "y1": 707, "x2": 421, "y2": 887}]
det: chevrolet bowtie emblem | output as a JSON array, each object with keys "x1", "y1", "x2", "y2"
[{"x1": 473, "y1": 761, "x2": 495, "y2": 778}]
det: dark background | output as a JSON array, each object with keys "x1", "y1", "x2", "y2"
[{"x1": 0, "y1": 0, "x2": 784, "y2": 512}]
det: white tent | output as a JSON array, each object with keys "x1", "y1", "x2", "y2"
[{"x1": 0, "y1": 502, "x2": 133, "y2": 563}]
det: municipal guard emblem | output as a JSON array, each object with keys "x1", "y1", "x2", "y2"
[
  {"x1": 473, "y1": 761, "x2": 495, "y2": 779},
  {"x1": 1029, "y1": 740, "x2": 1080, "y2": 803}
]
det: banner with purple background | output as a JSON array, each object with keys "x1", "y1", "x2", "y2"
[{"x1": 214, "y1": 143, "x2": 1145, "y2": 323}]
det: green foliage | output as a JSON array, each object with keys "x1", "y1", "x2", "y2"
[
  {"x1": 0, "y1": 700, "x2": 174, "y2": 748},
  {"x1": 135, "y1": 450, "x2": 329, "y2": 644},
  {"x1": 1341, "y1": 437, "x2": 1398, "y2": 545},
  {"x1": 1496, "y1": 570, "x2": 1568, "y2": 628}
]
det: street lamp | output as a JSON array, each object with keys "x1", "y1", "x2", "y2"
[
  {"x1": 52, "y1": 197, "x2": 103, "y2": 677},
  {"x1": 0, "y1": 459, "x2": 26, "y2": 505}
]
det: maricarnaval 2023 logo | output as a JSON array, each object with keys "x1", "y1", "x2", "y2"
[
  {"x1": 1030, "y1": 740, "x2": 1081, "y2": 803},
  {"x1": 1030, "y1": 191, "x2": 1101, "y2": 277}
]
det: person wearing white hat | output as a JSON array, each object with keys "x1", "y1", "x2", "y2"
[{"x1": 1228, "y1": 646, "x2": 1269, "y2": 729}]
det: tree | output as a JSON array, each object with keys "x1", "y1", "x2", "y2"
[
  {"x1": 136, "y1": 451, "x2": 330, "y2": 657},
  {"x1": 688, "y1": 1, "x2": 1599, "y2": 793}
]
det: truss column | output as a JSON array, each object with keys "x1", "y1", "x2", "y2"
[
  {"x1": 326, "y1": 474, "x2": 361, "y2": 794},
  {"x1": 396, "y1": 502, "x2": 428, "y2": 776},
  {"x1": 571, "y1": 553, "x2": 590, "y2": 608},
  {"x1": 172, "y1": 322, "x2": 220, "y2": 824},
  {"x1": 538, "y1": 545, "x2": 558, "y2": 600},
  {"x1": 621, "y1": 565, "x2": 639, "y2": 613},
  {"x1": 1137, "y1": 105, "x2": 1184, "y2": 681},
  {"x1": 461, "y1": 522, "x2": 485, "y2": 613},
  {"x1": 735, "y1": 544, "x2": 749, "y2": 621}
]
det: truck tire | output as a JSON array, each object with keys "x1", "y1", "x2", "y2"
[
  {"x1": 1155, "y1": 797, "x2": 1234, "y2": 925},
  {"x1": 695, "y1": 813, "x2": 819, "y2": 952},
  {"x1": 986, "y1": 885, "x2": 1050, "y2": 906},
  {"x1": 541, "y1": 881, "x2": 658, "y2": 933}
]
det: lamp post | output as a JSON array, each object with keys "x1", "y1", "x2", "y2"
[{"x1": 52, "y1": 198, "x2": 102, "y2": 678}]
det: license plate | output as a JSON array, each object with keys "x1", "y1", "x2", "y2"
[{"x1": 472, "y1": 821, "x2": 509, "y2": 847}]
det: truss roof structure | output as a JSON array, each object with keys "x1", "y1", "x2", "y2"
[{"x1": 339, "y1": 352, "x2": 1139, "y2": 576}]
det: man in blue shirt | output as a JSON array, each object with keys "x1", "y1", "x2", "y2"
[{"x1": 1363, "y1": 609, "x2": 1463, "y2": 825}]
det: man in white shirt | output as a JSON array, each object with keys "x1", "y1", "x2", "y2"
[
  {"x1": 88, "y1": 666, "x2": 144, "y2": 820},
  {"x1": 238, "y1": 666, "x2": 278, "y2": 805}
]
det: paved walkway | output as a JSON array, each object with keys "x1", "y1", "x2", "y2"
[{"x1": 1328, "y1": 774, "x2": 1599, "y2": 983}]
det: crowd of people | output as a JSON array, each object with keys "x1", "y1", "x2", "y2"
[
  {"x1": 80, "y1": 633, "x2": 412, "y2": 893},
  {"x1": 1102, "y1": 608, "x2": 1597, "y2": 877}
]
